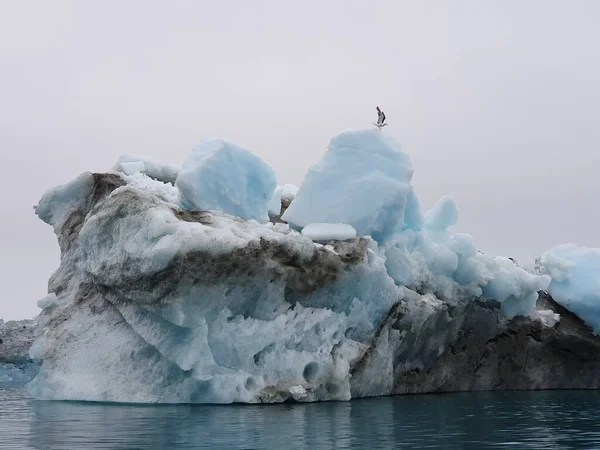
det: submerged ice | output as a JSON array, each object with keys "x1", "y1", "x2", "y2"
[{"x1": 29, "y1": 128, "x2": 569, "y2": 404}]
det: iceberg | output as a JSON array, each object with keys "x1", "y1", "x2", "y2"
[{"x1": 25, "y1": 128, "x2": 600, "y2": 404}]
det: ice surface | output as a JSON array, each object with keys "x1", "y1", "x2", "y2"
[
  {"x1": 31, "y1": 167, "x2": 401, "y2": 402},
  {"x1": 176, "y1": 138, "x2": 277, "y2": 223},
  {"x1": 301, "y1": 223, "x2": 357, "y2": 241},
  {"x1": 282, "y1": 129, "x2": 413, "y2": 242},
  {"x1": 113, "y1": 154, "x2": 180, "y2": 184},
  {"x1": 383, "y1": 227, "x2": 550, "y2": 317},
  {"x1": 541, "y1": 244, "x2": 600, "y2": 332}
]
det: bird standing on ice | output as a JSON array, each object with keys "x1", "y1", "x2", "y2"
[{"x1": 374, "y1": 106, "x2": 388, "y2": 130}]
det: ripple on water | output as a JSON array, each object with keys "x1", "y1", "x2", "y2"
[{"x1": 1, "y1": 388, "x2": 600, "y2": 449}]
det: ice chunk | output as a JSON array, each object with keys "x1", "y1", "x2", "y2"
[
  {"x1": 301, "y1": 223, "x2": 357, "y2": 241},
  {"x1": 383, "y1": 228, "x2": 550, "y2": 318},
  {"x1": 37, "y1": 293, "x2": 58, "y2": 310},
  {"x1": 176, "y1": 138, "x2": 277, "y2": 223},
  {"x1": 280, "y1": 184, "x2": 298, "y2": 205},
  {"x1": 533, "y1": 309, "x2": 561, "y2": 328},
  {"x1": 282, "y1": 129, "x2": 413, "y2": 242},
  {"x1": 541, "y1": 244, "x2": 600, "y2": 332},
  {"x1": 482, "y1": 256, "x2": 551, "y2": 318},
  {"x1": 35, "y1": 172, "x2": 95, "y2": 232},
  {"x1": 113, "y1": 154, "x2": 180, "y2": 184},
  {"x1": 268, "y1": 186, "x2": 283, "y2": 216},
  {"x1": 424, "y1": 196, "x2": 458, "y2": 231},
  {"x1": 288, "y1": 384, "x2": 308, "y2": 400},
  {"x1": 120, "y1": 172, "x2": 181, "y2": 205},
  {"x1": 268, "y1": 184, "x2": 298, "y2": 217}
]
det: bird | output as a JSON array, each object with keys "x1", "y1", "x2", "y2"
[{"x1": 374, "y1": 106, "x2": 388, "y2": 130}]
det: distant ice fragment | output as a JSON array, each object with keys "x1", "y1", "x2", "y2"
[
  {"x1": 301, "y1": 223, "x2": 357, "y2": 241},
  {"x1": 176, "y1": 138, "x2": 277, "y2": 223}
]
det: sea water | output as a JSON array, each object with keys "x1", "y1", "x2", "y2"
[{"x1": 1, "y1": 388, "x2": 599, "y2": 449}]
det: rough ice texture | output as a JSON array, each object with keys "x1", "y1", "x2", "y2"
[
  {"x1": 176, "y1": 138, "x2": 277, "y2": 223},
  {"x1": 113, "y1": 154, "x2": 180, "y2": 184},
  {"x1": 541, "y1": 244, "x2": 600, "y2": 333},
  {"x1": 26, "y1": 129, "x2": 597, "y2": 404},
  {"x1": 282, "y1": 129, "x2": 414, "y2": 242},
  {"x1": 301, "y1": 223, "x2": 357, "y2": 241}
]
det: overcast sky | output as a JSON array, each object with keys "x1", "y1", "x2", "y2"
[{"x1": 1, "y1": 1, "x2": 599, "y2": 319}]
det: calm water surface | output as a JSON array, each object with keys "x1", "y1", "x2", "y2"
[{"x1": 1, "y1": 388, "x2": 600, "y2": 449}]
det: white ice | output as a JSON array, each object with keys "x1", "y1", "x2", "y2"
[
  {"x1": 176, "y1": 138, "x2": 277, "y2": 223},
  {"x1": 301, "y1": 223, "x2": 357, "y2": 241},
  {"x1": 268, "y1": 185, "x2": 283, "y2": 216},
  {"x1": 268, "y1": 184, "x2": 298, "y2": 216},
  {"x1": 113, "y1": 154, "x2": 180, "y2": 184}
]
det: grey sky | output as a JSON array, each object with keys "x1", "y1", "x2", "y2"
[{"x1": 1, "y1": 1, "x2": 599, "y2": 319}]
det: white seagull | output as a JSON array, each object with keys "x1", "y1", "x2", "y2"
[{"x1": 374, "y1": 106, "x2": 388, "y2": 130}]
